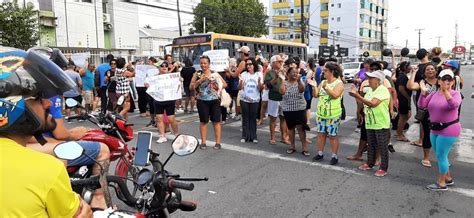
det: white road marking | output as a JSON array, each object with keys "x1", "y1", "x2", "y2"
[{"x1": 456, "y1": 128, "x2": 474, "y2": 163}]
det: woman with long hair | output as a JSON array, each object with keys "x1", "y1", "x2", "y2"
[
  {"x1": 395, "y1": 61, "x2": 412, "y2": 141},
  {"x1": 312, "y1": 62, "x2": 345, "y2": 165},
  {"x1": 239, "y1": 57, "x2": 264, "y2": 143},
  {"x1": 407, "y1": 63, "x2": 438, "y2": 167}
]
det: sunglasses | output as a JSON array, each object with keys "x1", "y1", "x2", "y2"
[
  {"x1": 111, "y1": 63, "x2": 116, "y2": 65},
  {"x1": 160, "y1": 65, "x2": 168, "y2": 68},
  {"x1": 246, "y1": 63, "x2": 253, "y2": 66}
]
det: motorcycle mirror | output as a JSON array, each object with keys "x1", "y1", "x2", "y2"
[
  {"x1": 117, "y1": 95, "x2": 125, "y2": 106},
  {"x1": 53, "y1": 141, "x2": 84, "y2": 160},
  {"x1": 65, "y1": 98, "x2": 79, "y2": 108},
  {"x1": 172, "y1": 135, "x2": 199, "y2": 157}
]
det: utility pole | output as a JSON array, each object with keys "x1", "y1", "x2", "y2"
[
  {"x1": 405, "y1": 39, "x2": 408, "y2": 48},
  {"x1": 378, "y1": 19, "x2": 384, "y2": 60},
  {"x1": 435, "y1": 36, "x2": 442, "y2": 47},
  {"x1": 454, "y1": 21, "x2": 458, "y2": 47},
  {"x1": 415, "y1": 28, "x2": 424, "y2": 50},
  {"x1": 300, "y1": 0, "x2": 305, "y2": 44},
  {"x1": 203, "y1": 17, "x2": 206, "y2": 33},
  {"x1": 176, "y1": 0, "x2": 182, "y2": 36}
]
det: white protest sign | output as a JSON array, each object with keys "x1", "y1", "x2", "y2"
[
  {"x1": 70, "y1": 52, "x2": 90, "y2": 67},
  {"x1": 135, "y1": 65, "x2": 156, "y2": 85},
  {"x1": 203, "y1": 49, "x2": 229, "y2": 72},
  {"x1": 146, "y1": 73, "x2": 182, "y2": 102}
]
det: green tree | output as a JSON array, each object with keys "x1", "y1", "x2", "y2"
[
  {"x1": 190, "y1": 0, "x2": 268, "y2": 37},
  {"x1": 0, "y1": 0, "x2": 39, "y2": 50}
]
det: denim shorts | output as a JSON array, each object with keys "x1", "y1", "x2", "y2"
[{"x1": 67, "y1": 141, "x2": 101, "y2": 166}]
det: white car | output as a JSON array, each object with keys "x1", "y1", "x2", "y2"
[{"x1": 342, "y1": 62, "x2": 363, "y2": 82}]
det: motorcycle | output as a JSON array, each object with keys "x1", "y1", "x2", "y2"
[{"x1": 53, "y1": 134, "x2": 207, "y2": 217}]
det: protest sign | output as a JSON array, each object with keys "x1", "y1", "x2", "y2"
[
  {"x1": 203, "y1": 49, "x2": 229, "y2": 72},
  {"x1": 146, "y1": 73, "x2": 182, "y2": 101},
  {"x1": 70, "y1": 52, "x2": 90, "y2": 67}
]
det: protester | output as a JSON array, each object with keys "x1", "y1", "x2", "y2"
[
  {"x1": 146, "y1": 61, "x2": 179, "y2": 143},
  {"x1": 96, "y1": 54, "x2": 114, "y2": 113},
  {"x1": 63, "y1": 62, "x2": 83, "y2": 122},
  {"x1": 409, "y1": 49, "x2": 430, "y2": 145},
  {"x1": 312, "y1": 62, "x2": 344, "y2": 165},
  {"x1": 265, "y1": 55, "x2": 290, "y2": 145},
  {"x1": 105, "y1": 59, "x2": 118, "y2": 111},
  {"x1": 114, "y1": 57, "x2": 134, "y2": 120},
  {"x1": 239, "y1": 57, "x2": 264, "y2": 143},
  {"x1": 79, "y1": 62, "x2": 95, "y2": 113},
  {"x1": 135, "y1": 57, "x2": 157, "y2": 117},
  {"x1": 191, "y1": 55, "x2": 227, "y2": 150},
  {"x1": 258, "y1": 58, "x2": 270, "y2": 126},
  {"x1": 395, "y1": 61, "x2": 412, "y2": 142},
  {"x1": 304, "y1": 58, "x2": 316, "y2": 126},
  {"x1": 280, "y1": 67, "x2": 311, "y2": 156},
  {"x1": 350, "y1": 70, "x2": 391, "y2": 177},
  {"x1": 227, "y1": 58, "x2": 240, "y2": 120},
  {"x1": 181, "y1": 58, "x2": 196, "y2": 113},
  {"x1": 419, "y1": 69, "x2": 462, "y2": 190},
  {"x1": 408, "y1": 63, "x2": 438, "y2": 167}
]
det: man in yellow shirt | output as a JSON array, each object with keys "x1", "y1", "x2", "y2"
[{"x1": 0, "y1": 47, "x2": 92, "y2": 217}]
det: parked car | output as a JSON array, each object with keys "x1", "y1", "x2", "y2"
[
  {"x1": 461, "y1": 60, "x2": 468, "y2": 65},
  {"x1": 342, "y1": 62, "x2": 363, "y2": 82}
]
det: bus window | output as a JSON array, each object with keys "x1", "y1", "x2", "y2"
[
  {"x1": 214, "y1": 39, "x2": 222, "y2": 49},
  {"x1": 172, "y1": 45, "x2": 211, "y2": 68}
]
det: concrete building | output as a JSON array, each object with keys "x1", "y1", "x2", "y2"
[
  {"x1": 269, "y1": 0, "x2": 309, "y2": 43},
  {"x1": 5, "y1": 0, "x2": 140, "y2": 63},
  {"x1": 138, "y1": 27, "x2": 185, "y2": 57},
  {"x1": 309, "y1": 0, "x2": 389, "y2": 59}
]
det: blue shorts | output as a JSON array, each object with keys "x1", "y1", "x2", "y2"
[
  {"x1": 67, "y1": 141, "x2": 101, "y2": 166},
  {"x1": 316, "y1": 116, "x2": 342, "y2": 137}
]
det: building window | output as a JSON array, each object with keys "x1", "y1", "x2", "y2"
[
  {"x1": 331, "y1": 17, "x2": 334, "y2": 21},
  {"x1": 331, "y1": 4, "x2": 334, "y2": 7},
  {"x1": 337, "y1": 17, "x2": 341, "y2": 22},
  {"x1": 290, "y1": 34, "x2": 294, "y2": 39},
  {"x1": 295, "y1": 34, "x2": 301, "y2": 39},
  {"x1": 376, "y1": 6, "x2": 379, "y2": 13},
  {"x1": 381, "y1": 8, "x2": 385, "y2": 16},
  {"x1": 321, "y1": 17, "x2": 328, "y2": 24},
  {"x1": 321, "y1": 3, "x2": 328, "y2": 11},
  {"x1": 338, "y1": 3, "x2": 341, "y2": 8},
  {"x1": 290, "y1": 8, "x2": 294, "y2": 13},
  {"x1": 321, "y1": 30, "x2": 328, "y2": 38},
  {"x1": 296, "y1": 8, "x2": 300, "y2": 13},
  {"x1": 337, "y1": 31, "x2": 340, "y2": 36}
]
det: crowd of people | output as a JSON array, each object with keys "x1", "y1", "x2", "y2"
[{"x1": 56, "y1": 46, "x2": 464, "y2": 190}]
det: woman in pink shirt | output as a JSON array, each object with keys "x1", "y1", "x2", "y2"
[{"x1": 418, "y1": 69, "x2": 462, "y2": 191}]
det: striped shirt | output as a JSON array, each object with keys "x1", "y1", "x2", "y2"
[{"x1": 281, "y1": 81, "x2": 306, "y2": 112}]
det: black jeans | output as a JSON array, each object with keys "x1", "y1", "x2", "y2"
[
  {"x1": 98, "y1": 86, "x2": 108, "y2": 113},
  {"x1": 137, "y1": 87, "x2": 148, "y2": 114},
  {"x1": 240, "y1": 100, "x2": 259, "y2": 141}
]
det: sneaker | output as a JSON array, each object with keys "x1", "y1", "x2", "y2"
[
  {"x1": 240, "y1": 139, "x2": 246, "y2": 143},
  {"x1": 445, "y1": 179, "x2": 454, "y2": 186},
  {"x1": 330, "y1": 157, "x2": 338, "y2": 165},
  {"x1": 374, "y1": 169, "x2": 387, "y2": 177},
  {"x1": 156, "y1": 136, "x2": 167, "y2": 144},
  {"x1": 312, "y1": 154, "x2": 324, "y2": 161},
  {"x1": 252, "y1": 139, "x2": 258, "y2": 144},
  {"x1": 388, "y1": 144, "x2": 395, "y2": 153},
  {"x1": 358, "y1": 163, "x2": 372, "y2": 171},
  {"x1": 199, "y1": 143, "x2": 207, "y2": 150},
  {"x1": 426, "y1": 183, "x2": 447, "y2": 191},
  {"x1": 354, "y1": 128, "x2": 361, "y2": 133}
]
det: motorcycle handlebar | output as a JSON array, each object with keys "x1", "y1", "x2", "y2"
[
  {"x1": 178, "y1": 200, "x2": 197, "y2": 212},
  {"x1": 71, "y1": 175, "x2": 100, "y2": 190},
  {"x1": 106, "y1": 175, "x2": 138, "y2": 207},
  {"x1": 167, "y1": 179, "x2": 194, "y2": 191}
]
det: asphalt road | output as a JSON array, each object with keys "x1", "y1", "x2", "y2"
[{"x1": 68, "y1": 65, "x2": 474, "y2": 217}]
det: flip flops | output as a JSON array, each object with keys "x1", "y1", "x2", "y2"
[
  {"x1": 421, "y1": 160, "x2": 432, "y2": 167},
  {"x1": 396, "y1": 137, "x2": 410, "y2": 142},
  {"x1": 410, "y1": 141, "x2": 423, "y2": 147},
  {"x1": 286, "y1": 148, "x2": 296, "y2": 154}
]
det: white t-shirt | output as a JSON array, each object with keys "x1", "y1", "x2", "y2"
[{"x1": 240, "y1": 71, "x2": 263, "y2": 103}]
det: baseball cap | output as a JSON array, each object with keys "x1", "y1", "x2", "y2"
[
  {"x1": 237, "y1": 46, "x2": 250, "y2": 54},
  {"x1": 366, "y1": 70, "x2": 386, "y2": 81},
  {"x1": 438, "y1": 69, "x2": 454, "y2": 79},
  {"x1": 442, "y1": 60, "x2": 459, "y2": 70}
]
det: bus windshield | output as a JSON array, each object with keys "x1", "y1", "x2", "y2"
[{"x1": 172, "y1": 45, "x2": 211, "y2": 68}]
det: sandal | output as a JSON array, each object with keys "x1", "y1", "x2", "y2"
[
  {"x1": 410, "y1": 141, "x2": 422, "y2": 147},
  {"x1": 199, "y1": 143, "x2": 207, "y2": 150},
  {"x1": 286, "y1": 148, "x2": 296, "y2": 154},
  {"x1": 280, "y1": 140, "x2": 291, "y2": 145},
  {"x1": 396, "y1": 137, "x2": 410, "y2": 142},
  {"x1": 301, "y1": 151, "x2": 310, "y2": 156},
  {"x1": 269, "y1": 139, "x2": 277, "y2": 145},
  {"x1": 421, "y1": 160, "x2": 432, "y2": 167},
  {"x1": 305, "y1": 139, "x2": 312, "y2": 144},
  {"x1": 213, "y1": 144, "x2": 222, "y2": 150}
]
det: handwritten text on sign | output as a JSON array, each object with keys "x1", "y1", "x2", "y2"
[
  {"x1": 146, "y1": 73, "x2": 182, "y2": 102},
  {"x1": 203, "y1": 49, "x2": 229, "y2": 72}
]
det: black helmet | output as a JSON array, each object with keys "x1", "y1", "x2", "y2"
[{"x1": 0, "y1": 46, "x2": 75, "y2": 137}]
